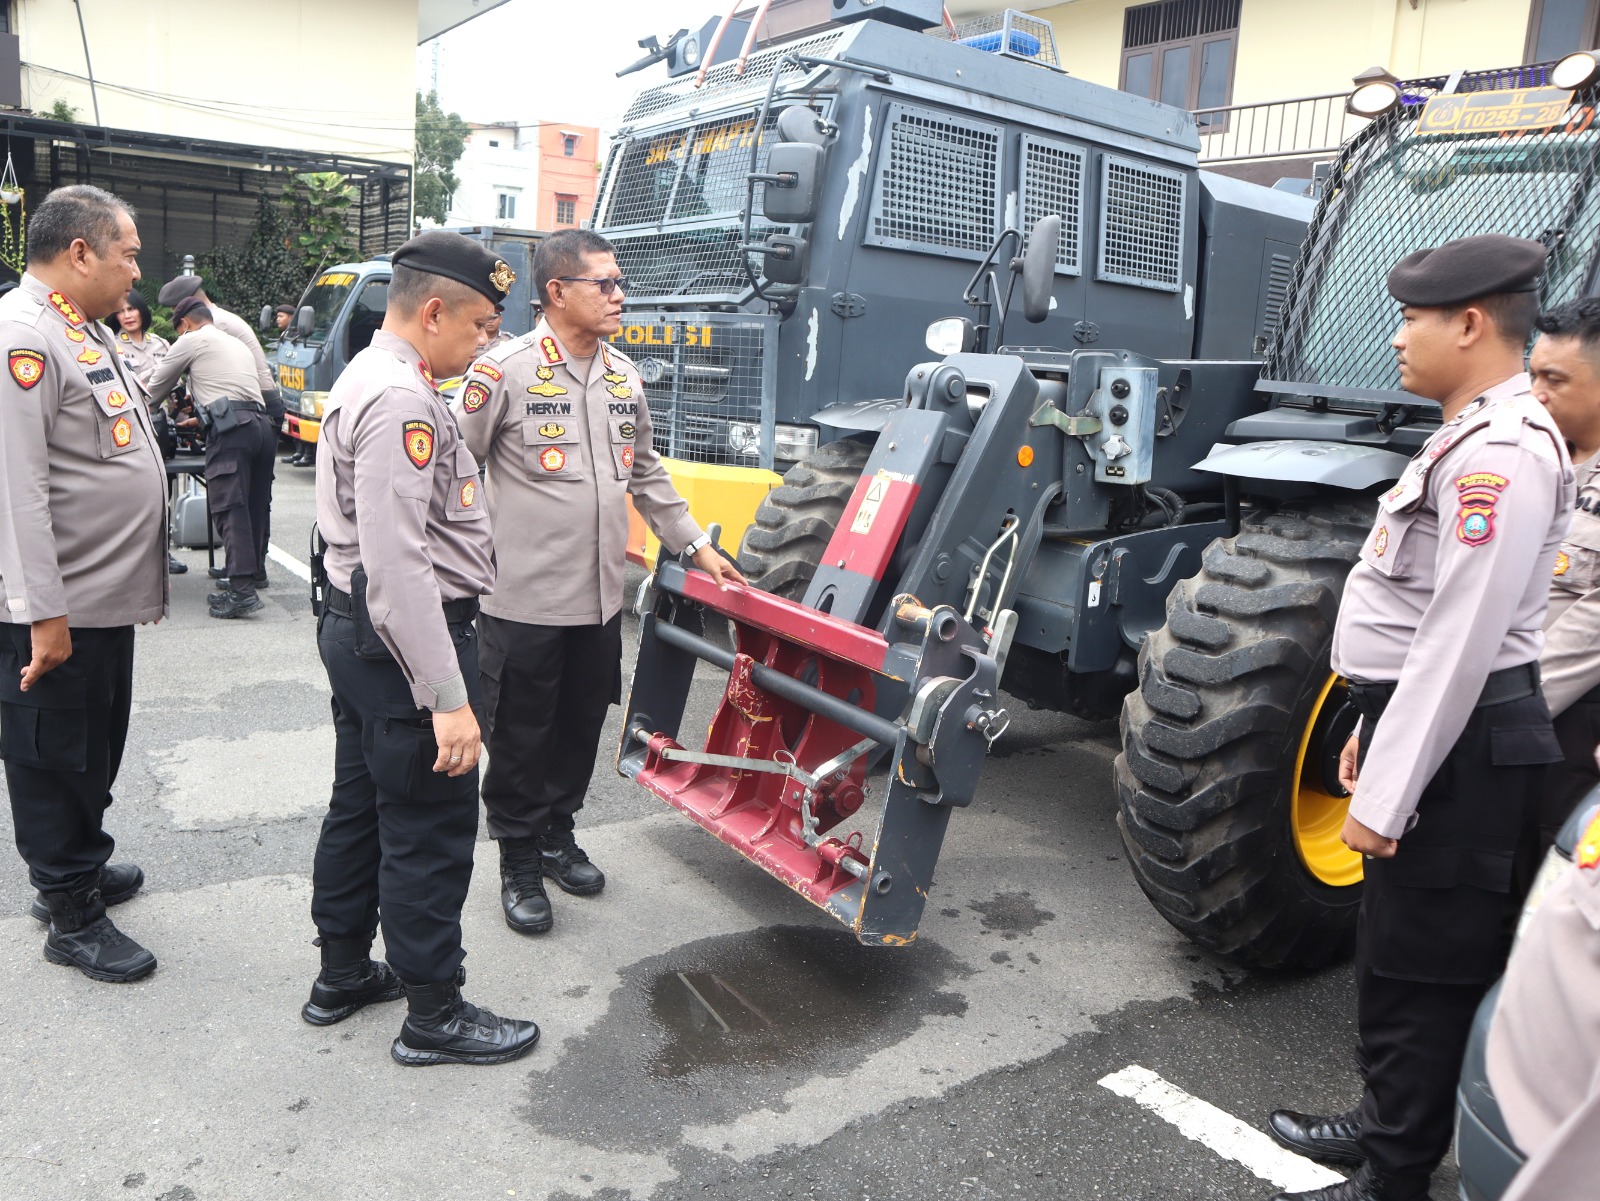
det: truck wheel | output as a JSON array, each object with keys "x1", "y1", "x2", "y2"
[
  {"x1": 738, "y1": 439, "x2": 872, "y2": 600},
  {"x1": 1114, "y1": 504, "x2": 1374, "y2": 970}
]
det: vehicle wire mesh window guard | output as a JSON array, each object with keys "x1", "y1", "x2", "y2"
[
  {"x1": 869, "y1": 102, "x2": 1003, "y2": 258},
  {"x1": 1097, "y1": 155, "x2": 1185, "y2": 291},
  {"x1": 1021, "y1": 135, "x2": 1086, "y2": 274},
  {"x1": 622, "y1": 30, "x2": 846, "y2": 125},
  {"x1": 1267, "y1": 77, "x2": 1600, "y2": 398}
]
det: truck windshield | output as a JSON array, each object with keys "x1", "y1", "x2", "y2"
[
  {"x1": 300, "y1": 271, "x2": 359, "y2": 346},
  {"x1": 603, "y1": 112, "x2": 773, "y2": 226},
  {"x1": 1271, "y1": 107, "x2": 1600, "y2": 397}
]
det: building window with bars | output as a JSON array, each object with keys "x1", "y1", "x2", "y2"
[
  {"x1": 1526, "y1": 0, "x2": 1600, "y2": 62},
  {"x1": 1119, "y1": 0, "x2": 1240, "y2": 130},
  {"x1": 497, "y1": 191, "x2": 517, "y2": 221},
  {"x1": 555, "y1": 195, "x2": 577, "y2": 225}
]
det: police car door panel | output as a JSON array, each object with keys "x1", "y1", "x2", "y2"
[
  {"x1": 89, "y1": 381, "x2": 145, "y2": 459},
  {"x1": 447, "y1": 444, "x2": 486, "y2": 522},
  {"x1": 522, "y1": 418, "x2": 583, "y2": 482}
]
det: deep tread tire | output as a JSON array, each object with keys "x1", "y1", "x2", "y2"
[
  {"x1": 738, "y1": 439, "x2": 872, "y2": 600},
  {"x1": 1114, "y1": 503, "x2": 1374, "y2": 970}
]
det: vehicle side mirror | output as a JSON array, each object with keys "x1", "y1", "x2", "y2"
[
  {"x1": 758, "y1": 234, "x2": 809, "y2": 286},
  {"x1": 295, "y1": 304, "x2": 315, "y2": 338},
  {"x1": 761, "y1": 143, "x2": 825, "y2": 225},
  {"x1": 1020, "y1": 214, "x2": 1060, "y2": 324},
  {"x1": 258, "y1": 304, "x2": 274, "y2": 331}
]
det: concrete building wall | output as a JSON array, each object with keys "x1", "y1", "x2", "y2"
[
  {"x1": 448, "y1": 123, "x2": 541, "y2": 226},
  {"x1": 1020, "y1": 0, "x2": 1538, "y2": 103},
  {"x1": 15, "y1": 0, "x2": 416, "y2": 164}
]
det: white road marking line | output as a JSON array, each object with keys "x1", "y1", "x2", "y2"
[
  {"x1": 1098, "y1": 1064, "x2": 1343, "y2": 1192},
  {"x1": 266, "y1": 543, "x2": 312, "y2": 583}
]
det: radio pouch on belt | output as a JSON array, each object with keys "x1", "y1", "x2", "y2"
[
  {"x1": 203, "y1": 399, "x2": 242, "y2": 436},
  {"x1": 347, "y1": 567, "x2": 390, "y2": 661}
]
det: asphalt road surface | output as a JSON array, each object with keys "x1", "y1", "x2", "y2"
[{"x1": 0, "y1": 464, "x2": 1462, "y2": 1201}]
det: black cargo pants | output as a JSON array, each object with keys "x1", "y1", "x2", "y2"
[
  {"x1": 477, "y1": 612, "x2": 622, "y2": 843},
  {"x1": 0, "y1": 624, "x2": 135, "y2": 894},
  {"x1": 1540, "y1": 684, "x2": 1600, "y2": 854},
  {"x1": 206, "y1": 407, "x2": 276, "y2": 587},
  {"x1": 1348, "y1": 672, "x2": 1560, "y2": 1197},
  {"x1": 310, "y1": 608, "x2": 483, "y2": 986}
]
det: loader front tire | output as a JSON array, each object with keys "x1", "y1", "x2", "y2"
[
  {"x1": 738, "y1": 439, "x2": 873, "y2": 601},
  {"x1": 1114, "y1": 504, "x2": 1373, "y2": 971}
]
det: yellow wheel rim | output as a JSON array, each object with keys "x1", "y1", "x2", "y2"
[{"x1": 1291, "y1": 674, "x2": 1364, "y2": 888}]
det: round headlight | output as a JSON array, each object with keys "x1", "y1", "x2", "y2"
[
  {"x1": 681, "y1": 35, "x2": 701, "y2": 68},
  {"x1": 1552, "y1": 50, "x2": 1600, "y2": 91},
  {"x1": 1348, "y1": 81, "x2": 1402, "y2": 118}
]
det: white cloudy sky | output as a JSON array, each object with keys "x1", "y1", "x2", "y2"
[{"x1": 420, "y1": 0, "x2": 738, "y2": 135}]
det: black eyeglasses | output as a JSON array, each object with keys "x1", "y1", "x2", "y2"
[{"x1": 557, "y1": 276, "x2": 629, "y2": 296}]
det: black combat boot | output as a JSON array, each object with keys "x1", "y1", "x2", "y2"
[
  {"x1": 167, "y1": 554, "x2": 188, "y2": 575},
  {"x1": 390, "y1": 980, "x2": 540, "y2": 1066},
  {"x1": 1267, "y1": 1108, "x2": 1365, "y2": 1166},
  {"x1": 538, "y1": 828, "x2": 606, "y2": 896},
  {"x1": 301, "y1": 937, "x2": 404, "y2": 1026},
  {"x1": 499, "y1": 838, "x2": 553, "y2": 934},
  {"x1": 30, "y1": 862, "x2": 143, "y2": 922},
  {"x1": 209, "y1": 586, "x2": 262, "y2": 619},
  {"x1": 1269, "y1": 1163, "x2": 1430, "y2": 1201},
  {"x1": 252, "y1": 571, "x2": 270, "y2": 589},
  {"x1": 41, "y1": 887, "x2": 156, "y2": 983}
]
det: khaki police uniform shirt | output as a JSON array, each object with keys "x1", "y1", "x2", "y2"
[
  {"x1": 208, "y1": 302, "x2": 275, "y2": 396},
  {"x1": 0, "y1": 274, "x2": 168, "y2": 626},
  {"x1": 315, "y1": 330, "x2": 494, "y2": 713},
  {"x1": 144, "y1": 324, "x2": 265, "y2": 407},
  {"x1": 1541, "y1": 451, "x2": 1600, "y2": 717},
  {"x1": 112, "y1": 329, "x2": 169, "y2": 387},
  {"x1": 454, "y1": 320, "x2": 701, "y2": 627},
  {"x1": 1486, "y1": 821, "x2": 1600, "y2": 1198},
  {"x1": 1331, "y1": 374, "x2": 1574, "y2": 839}
]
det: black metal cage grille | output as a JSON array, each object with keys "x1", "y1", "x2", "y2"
[{"x1": 1267, "y1": 66, "x2": 1600, "y2": 400}]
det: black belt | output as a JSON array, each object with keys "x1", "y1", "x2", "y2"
[
  {"x1": 1346, "y1": 660, "x2": 1541, "y2": 719},
  {"x1": 324, "y1": 585, "x2": 478, "y2": 624}
]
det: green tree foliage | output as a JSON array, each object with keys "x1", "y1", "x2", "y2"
[
  {"x1": 281, "y1": 171, "x2": 360, "y2": 273},
  {"x1": 196, "y1": 191, "x2": 310, "y2": 335},
  {"x1": 45, "y1": 99, "x2": 79, "y2": 123},
  {"x1": 415, "y1": 90, "x2": 468, "y2": 225}
]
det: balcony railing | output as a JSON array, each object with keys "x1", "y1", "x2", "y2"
[{"x1": 1194, "y1": 92, "x2": 1370, "y2": 164}]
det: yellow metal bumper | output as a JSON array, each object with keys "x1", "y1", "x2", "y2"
[
  {"x1": 283, "y1": 413, "x2": 321, "y2": 444},
  {"x1": 627, "y1": 457, "x2": 782, "y2": 567}
]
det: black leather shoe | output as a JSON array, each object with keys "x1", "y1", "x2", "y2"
[
  {"x1": 210, "y1": 590, "x2": 263, "y2": 619},
  {"x1": 30, "y1": 862, "x2": 143, "y2": 922},
  {"x1": 280, "y1": 451, "x2": 304, "y2": 464},
  {"x1": 168, "y1": 554, "x2": 188, "y2": 575},
  {"x1": 539, "y1": 829, "x2": 606, "y2": 896},
  {"x1": 1267, "y1": 1108, "x2": 1365, "y2": 1167},
  {"x1": 208, "y1": 565, "x2": 229, "y2": 579},
  {"x1": 1268, "y1": 1163, "x2": 1429, "y2": 1201},
  {"x1": 390, "y1": 981, "x2": 539, "y2": 1066},
  {"x1": 41, "y1": 889, "x2": 156, "y2": 983},
  {"x1": 301, "y1": 937, "x2": 404, "y2": 1026},
  {"x1": 499, "y1": 838, "x2": 553, "y2": 933},
  {"x1": 291, "y1": 455, "x2": 316, "y2": 468}
]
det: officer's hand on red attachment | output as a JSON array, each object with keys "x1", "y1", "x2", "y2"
[
  {"x1": 20, "y1": 615, "x2": 71, "y2": 692},
  {"x1": 1340, "y1": 811, "x2": 1397, "y2": 858},
  {"x1": 691, "y1": 543, "x2": 748, "y2": 589},
  {"x1": 432, "y1": 703, "x2": 481, "y2": 777}
]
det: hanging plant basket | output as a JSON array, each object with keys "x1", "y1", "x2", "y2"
[{"x1": 0, "y1": 152, "x2": 21, "y2": 206}]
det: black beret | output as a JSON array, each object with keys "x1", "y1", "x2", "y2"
[
  {"x1": 274, "y1": 304, "x2": 295, "y2": 317},
  {"x1": 157, "y1": 274, "x2": 203, "y2": 306},
  {"x1": 1386, "y1": 234, "x2": 1547, "y2": 307},
  {"x1": 171, "y1": 297, "x2": 210, "y2": 322},
  {"x1": 390, "y1": 231, "x2": 514, "y2": 306}
]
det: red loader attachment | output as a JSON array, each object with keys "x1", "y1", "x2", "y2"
[{"x1": 617, "y1": 561, "x2": 1012, "y2": 946}]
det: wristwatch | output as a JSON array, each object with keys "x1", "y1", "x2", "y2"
[{"x1": 684, "y1": 533, "x2": 712, "y2": 556}]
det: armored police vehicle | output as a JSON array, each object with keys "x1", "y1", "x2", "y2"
[
  {"x1": 594, "y1": 2, "x2": 1303, "y2": 557},
  {"x1": 617, "y1": 48, "x2": 1600, "y2": 970}
]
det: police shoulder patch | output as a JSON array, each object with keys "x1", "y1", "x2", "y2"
[
  {"x1": 403, "y1": 419, "x2": 435, "y2": 469},
  {"x1": 461, "y1": 382, "x2": 490, "y2": 414},
  {"x1": 8, "y1": 349, "x2": 44, "y2": 389}
]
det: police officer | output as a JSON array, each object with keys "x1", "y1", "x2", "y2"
[
  {"x1": 307, "y1": 230, "x2": 538, "y2": 1066},
  {"x1": 105, "y1": 288, "x2": 169, "y2": 386},
  {"x1": 1265, "y1": 235, "x2": 1574, "y2": 1201},
  {"x1": 1485, "y1": 804, "x2": 1600, "y2": 1201},
  {"x1": 1527, "y1": 298, "x2": 1600, "y2": 847},
  {"x1": 156, "y1": 272, "x2": 278, "y2": 418},
  {"x1": 483, "y1": 302, "x2": 511, "y2": 350},
  {"x1": 455, "y1": 228, "x2": 745, "y2": 935},
  {"x1": 146, "y1": 297, "x2": 275, "y2": 619},
  {"x1": 0, "y1": 185, "x2": 167, "y2": 983}
]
